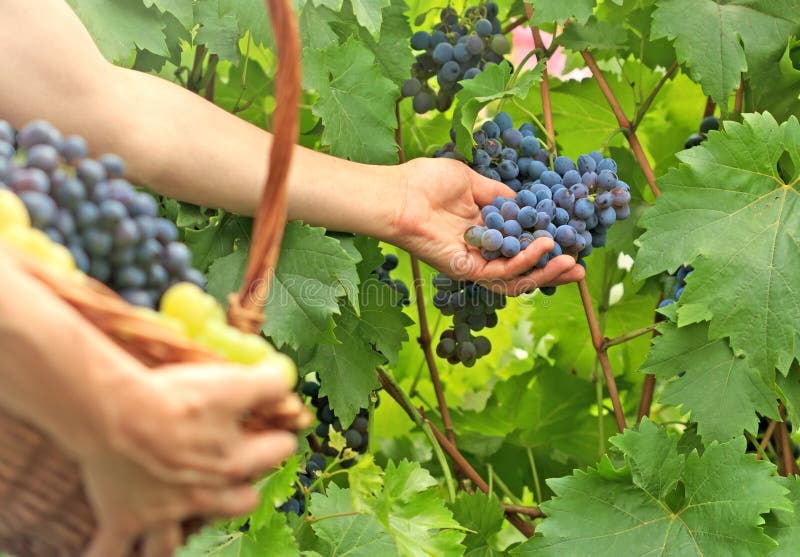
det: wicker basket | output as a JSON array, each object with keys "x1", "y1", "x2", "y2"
[{"x1": 0, "y1": 0, "x2": 301, "y2": 554}]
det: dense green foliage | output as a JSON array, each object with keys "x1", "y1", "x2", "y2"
[{"x1": 63, "y1": 0, "x2": 800, "y2": 554}]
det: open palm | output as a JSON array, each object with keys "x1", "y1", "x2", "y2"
[{"x1": 392, "y1": 157, "x2": 585, "y2": 296}]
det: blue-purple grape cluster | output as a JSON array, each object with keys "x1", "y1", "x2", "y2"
[
  {"x1": 278, "y1": 451, "x2": 326, "y2": 516},
  {"x1": 435, "y1": 112, "x2": 552, "y2": 192},
  {"x1": 374, "y1": 253, "x2": 410, "y2": 306},
  {"x1": 433, "y1": 274, "x2": 499, "y2": 366},
  {"x1": 403, "y1": 2, "x2": 510, "y2": 114},
  {"x1": 684, "y1": 115, "x2": 719, "y2": 149},
  {"x1": 456, "y1": 114, "x2": 630, "y2": 293},
  {"x1": 302, "y1": 380, "x2": 371, "y2": 462},
  {"x1": 0, "y1": 119, "x2": 203, "y2": 309}
]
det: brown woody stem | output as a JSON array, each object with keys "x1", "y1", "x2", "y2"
[
  {"x1": 577, "y1": 280, "x2": 626, "y2": 433},
  {"x1": 580, "y1": 51, "x2": 661, "y2": 198}
]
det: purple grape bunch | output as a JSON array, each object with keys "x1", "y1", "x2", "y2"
[
  {"x1": 0, "y1": 119, "x2": 204, "y2": 309},
  {"x1": 303, "y1": 379, "x2": 371, "y2": 463},
  {"x1": 402, "y1": 2, "x2": 510, "y2": 114},
  {"x1": 432, "y1": 274, "x2": 500, "y2": 366},
  {"x1": 454, "y1": 113, "x2": 631, "y2": 295}
]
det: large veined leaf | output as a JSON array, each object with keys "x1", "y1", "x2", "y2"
[
  {"x1": 634, "y1": 113, "x2": 800, "y2": 375},
  {"x1": 68, "y1": 0, "x2": 169, "y2": 62},
  {"x1": 527, "y1": 0, "x2": 596, "y2": 25},
  {"x1": 513, "y1": 419, "x2": 790, "y2": 556},
  {"x1": 765, "y1": 476, "x2": 800, "y2": 556},
  {"x1": 303, "y1": 38, "x2": 399, "y2": 164},
  {"x1": 303, "y1": 307, "x2": 384, "y2": 426},
  {"x1": 206, "y1": 222, "x2": 360, "y2": 350},
  {"x1": 309, "y1": 461, "x2": 466, "y2": 556},
  {"x1": 640, "y1": 321, "x2": 780, "y2": 442},
  {"x1": 651, "y1": 0, "x2": 800, "y2": 106},
  {"x1": 449, "y1": 492, "x2": 506, "y2": 556}
]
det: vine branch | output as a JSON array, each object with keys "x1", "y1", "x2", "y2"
[
  {"x1": 577, "y1": 280, "x2": 626, "y2": 433},
  {"x1": 395, "y1": 103, "x2": 457, "y2": 447},
  {"x1": 580, "y1": 51, "x2": 661, "y2": 197},
  {"x1": 524, "y1": 6, "x2": 556, "y2": 155},
  {"x1": 604, "y1": 322, "x2": 660, "y2": 349},
  {"x1": 633, "y1": 61, "x2": 679, "y2": 129},
  {"x1": 756, "y1": 420, "x2": 777, "y2": 461}
]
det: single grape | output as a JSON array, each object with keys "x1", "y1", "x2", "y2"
[
  {"x1": 493, "y1": 112, "x2": 513, "y2": 132},
  {"x1": 410, "y1": 31, "x2": 431, "y2": 50},
  {"x1": 485, "y1": 211, "x2": 504, "y2": 230},
  {"x1": 475, "y1": 18, "x2": 493, "y2": 37},
  {"x1": 502, "y1": 219, "x2": 522, "y2": 237},
  {"x1": 500, "y1": 236, "x2": 520, "y2": 257},
  {"x1": 554, "y1": 224, "x2": 578, "y2": 247},
  {"x1": 402, "y1": 78, "x2": 422, "y2": 97},
  {"x1": 481, "y1": 228, "x2": 503, "y2": 251}
]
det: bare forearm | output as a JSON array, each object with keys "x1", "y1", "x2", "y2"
[
  {"x1": 0, "y1": 258, "x2": 137, "y2": 456},
  {"x1": 0, "y1": 0, "x2": 403, "y2": 242}
]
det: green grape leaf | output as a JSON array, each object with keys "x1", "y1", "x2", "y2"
[
  {"x1": 309, "y1": 461, "x2": 465, "y2": 556},
  {"x1": 310, "y1": 484, "x2": 397, "y2": 556},
  {"x1": 250, "y1": 456, "x2": 301, "y2": 530},
  {"x1": 177, "y1": 514, "x2": 298, "y2": 557},
  {"x1": 634, "y1": 113, "x2": 800, "y2": 375},
  {"x1": 765, "y1": 476, "x2": 800, "y2": 556},
  {"x1": 206, "y1": 222, "x2": 360, "y2": 350},
  {"x1": 453, "y1": 62, "x2": 543, "y2": 158},
  {"x1": 651, "y1": 0, "x2": 800, "y2": 106},
  {"x1": 347, "y1": 454, "x2": 386, "y2": 511},
  {"x1": 299, "y1": 2, "x2": 339, "y2": 51},
  {"x1": 304, "y1": 307, "x2": 383, "y2": 425},
  {"x1": 351, "y1": 0, "x2": 391, "y2": 38},
  {"x1": 528, "y1": 0, "x2": 597, "y2": 25},
  {"x1": 194, "y1": 0, "x2": 241, "y2": 61},
  {"x1": 459, "y1": 368, "x2": 605, "y2": 465},
  {"x1": 373, "y1": 460, "x2": 466, "y2": 557},
  {"x1": 144, "y1": 0, "x2": 193, "y2": 27},
  {"x1": 749, "y1": 39, "x2": 800, "y2": 124},
  {"x1": 557, "y1": 17, "x2": 628, "y2": 52},
  {"x1": 303, "y1": 39, "x2": 399, "y2": 164},
  {"x1": 356, "y1": 280, "x2": 412, "y2": 365},
  {"x1": 513, "y1": 419, "x2": 790, "y2": 556},
  {"x1": 449, "y1": 492, "x2": 506, "y2": 556},
  {"x1": 640, "y1": 321, "x2": 779, "y2": 442},
  {"x1": 218, "y1": 0, "x2": 271, "y2": 47},
  {"x1": 185, "y1": 214, "x2": 251, "y2": 272},
  {"x1": 356, "y1": 0, "x2": 416, "y2": 87},
  {"x1": 67, "y1": 0, "x2": 168, "y2": 62}
]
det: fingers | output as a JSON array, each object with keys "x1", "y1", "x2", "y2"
[
  {"x1": 85, "y1": 527, "x2": 135, "y2": 557},
  {"x1": 185, "y1": 484, "x2": 261, "y2": 518},
  {"x1": 499, "y1": 256, "x2": 586, "y2": 296},
  {"x1": 472, "y1": 174, "x2": 516, "y2": 207},
  {"x1": 221, "y1": 431, "x2": 298, "y2": 482},
  {"x1": 142, "y1": 523, "x2": 182, "y2": 557}
]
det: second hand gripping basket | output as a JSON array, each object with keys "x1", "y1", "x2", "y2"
[{"x1": 0, "y1": 0, "x2": 301, "y2": 554}]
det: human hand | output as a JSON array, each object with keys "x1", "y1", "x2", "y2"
[
  {"x1": 80, "y1": 360, "x2": 311, "y2": 557},
  {"x1": 389, "y1": 157, "x2": 585, "y2": 295}
]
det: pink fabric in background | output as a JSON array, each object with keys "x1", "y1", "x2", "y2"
[{"x1": 511, "y1": 26, "x2": 590, "y2": 81}]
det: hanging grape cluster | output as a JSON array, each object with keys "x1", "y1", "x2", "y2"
[
  {"x1": 432, "y1": 274, "x2": 499, "y2": 366},
  {"x1": 373, "y1": 253, "x2": 410, "y2": 306},
  {"x1": 0, "y1": 119, "x2": 202, "y2": 309},
  {"x1": 302, "y1": 379, "x2": 371, "y2": 463},
  {"x1": 402, "y1": 2, "x2": 510, "y2": 114}
]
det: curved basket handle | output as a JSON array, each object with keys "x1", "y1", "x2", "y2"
[{"x1": 227, "y1": 0, "x2": 301, "y2": 334}]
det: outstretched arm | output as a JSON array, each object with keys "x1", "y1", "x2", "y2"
[{"x1": 0, "y1": 0, "x2": 584, "y2": 293}]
